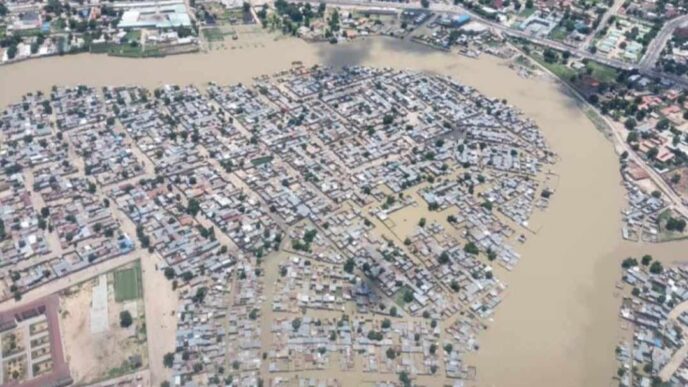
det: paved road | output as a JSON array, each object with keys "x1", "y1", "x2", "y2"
[
  {"x1": 603, "y1": 109, "x2": 688, "y2": 220},
  {"x1": 639, "y1": 14, "x2": 688, "y2": 71},
  {"x1": 580, "y1": 0, "x2": 625, "y2": 50}
]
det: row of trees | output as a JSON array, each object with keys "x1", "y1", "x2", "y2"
[
  {"x1": 274, "y1": 0, "x2": 326, "y2": 22},
  {"x1": 622, "y1": 254, "x2": 664, "y2": 274}
]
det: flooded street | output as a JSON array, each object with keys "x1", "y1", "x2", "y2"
[{"x1": 2, "y1": 34, "x2": 687, "y2": 386}]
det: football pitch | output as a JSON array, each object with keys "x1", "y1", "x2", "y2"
[{"x1": 113, "y1": 264, "x2": 142, "y2": 302}]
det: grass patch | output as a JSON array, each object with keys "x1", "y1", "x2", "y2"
[
  {"x1": 251, "y1": 155, "x2": 274, "y2": 166},
  {"x1": 531, "y1": 53, "x2": 577, "y2": 80},
  {"x1": 90, "y1": 42, "x2": 117, "y2": 54},
  {"x1": 223, "y1": 9, "x2": 245, "y2": 22},
  {"x1": 394, "y1": 286, "x2": 414, "y2": 307},
  {"x1": 108, "y1": 45, "x2": 162, "y2": 58},
  {"x1": 114, "y1": 263, "x2": 142, "y2": 302},
  {"x1": 657, "y1": 209, "x2": 688, "y2": 242},
  {"x1": 51, "y1": 19, "x2": 66, "y2": 32},
  {"x1": 585, "y1": 61, "x2": 618, "y2": 83},
  {"x1": 548, "y1": 26, "x2": 569, "y2": 41},
  {"x1": 513, "y1": 54, "x2": 535, "y2": 68},
  {"x1": 583, "y1": 106, "x2": 612, "y2": 138},
  {"x1": 518, "y1": 7, "x2": 536, "y2": 18},
  {"x1": 14, "y1": 28, "x2": 42, "y2": 37},
  {"x1": 658, "y1": 208, "x2": 672, "y2": 223},
  {"x1": 124, "y1": 30, "x2": 141, "y2": 42},
  {"x1": 203, "y1": 27, "x2": 226, "y2": 42}
]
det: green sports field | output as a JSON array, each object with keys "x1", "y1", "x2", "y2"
[{"x1": 113, "y1": 264, "x2": 142, "y2": 302}]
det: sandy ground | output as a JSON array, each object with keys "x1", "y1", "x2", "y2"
[
  {"x1": 59, "y1": 267, "x2": 147, "y2": 385},
  {"x1": 140, "y1": 253, "x2": 178, "y2": 386},
  {"x1": 2, "y1": 33, "x2": 688, "y2": 387},
  {"x1": 84, "y1": 369, "x2": 150, "y2": 387}
]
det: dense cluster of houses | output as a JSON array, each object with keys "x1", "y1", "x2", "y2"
[
  {"x1": 0, "y1": 86, "x2": 135, "y2": 301},
  {"x1": 1, "y1": 65, "x2": 555, "y2": 385},
  {"x1": 657, "y1": 24, "x2": 688, "y2": 79},
  {"x1": 0, "y1": 0, "x2": 198, "y2": 63},
  {"x1": 617, "y1": 259, "x2": 688, "y2": 386}
]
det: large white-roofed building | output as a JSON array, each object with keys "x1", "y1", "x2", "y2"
[{"x1": 118, "y1": 3, "x2": 192, "y2": 29}]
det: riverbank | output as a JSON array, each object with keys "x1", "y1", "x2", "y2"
[{"x1": 2, "y1": 33, "x2": 687, "y2": 387}]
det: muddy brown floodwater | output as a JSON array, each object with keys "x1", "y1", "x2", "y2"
[{"x1": 2, "y1": 34, "x2": 687, "y2": 387}]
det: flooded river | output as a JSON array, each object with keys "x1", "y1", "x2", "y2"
[{"x1": 2, "y1": 34, "x2": 687, "y2": 387}]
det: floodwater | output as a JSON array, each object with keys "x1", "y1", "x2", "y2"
[{"x1": 2, "y1": 33, "x2": 687, "y2": 387}]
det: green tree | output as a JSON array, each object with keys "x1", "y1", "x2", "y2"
[
  {"x1": 487, "y1": 248, "x2": 497, "y2": 261},
  {"x1": 656, "y1": 118, "x2": 670, "y2": 130},
  {"x1": 187, "y1": 198, "x2": 201, "y2": 216},
  {"x1": 7, "y1": 45, "x2": 18, "y2": 60},
  {"x1": 464, "y1": 242, "x2": 479, "y2": 255},
  {"x1": 450, "y1": 280, "x2": 460, "y2": 292},
  {"x1": 649, "y1": 261, "x2": 663, "y2": 274},
  {"x1": 119, "y1": 310, "x2": 133, "y2": 328},
  {"x1": 386, "y1": 347, "x2": 396, "y2": 359},
  {"x1": 666, "y1": 217, "x2": 687, "y2": 232},
  {"x1": 403, "y1": 290, "x2": 414, "y2": 303},
  {"x1": 646, "y1": 147, "x2": 659, "y2": 160},
  {"x1": 343, "y1": 258, "x2": 355, "y2": 273},
  {"x1": 621, "y1": 257, "x2": 638, "y2": 268},
  {"x1": 163, "y1": 352, "x2": 175, "y2": 368},
  {"x1": 399, "y1": 371, "x2": 411, "y2": 387}
]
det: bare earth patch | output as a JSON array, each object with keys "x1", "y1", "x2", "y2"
[{"x1": 58, "y1": 262, "x2": 148, "y2": 384}]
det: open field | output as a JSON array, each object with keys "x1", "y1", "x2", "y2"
[
  {"x1": 59, "y1": 261, "x2": 147, "y2": 384},
  {"x1": 585, "y1": 61, "x2": 619, "y2": 83},
  {"x1": 665, "y1": 167, "x2": 688, "y2": 201},
  {"x1": 548, "y1": 26, "x2": 569, "y2": 41},
  {"x1": 657, "y1": 209, "x2": 688, "y2": 242},
  {"x1": 114, "y1": 264, "x2": 142, "y2": 302},
  {"x1": 203, "y1": 27, "x2": 226, "y2": 42}
]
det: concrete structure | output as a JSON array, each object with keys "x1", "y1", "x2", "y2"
[{"x1": 118, "y1": 4, "x2": 192, "y2": 29}]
